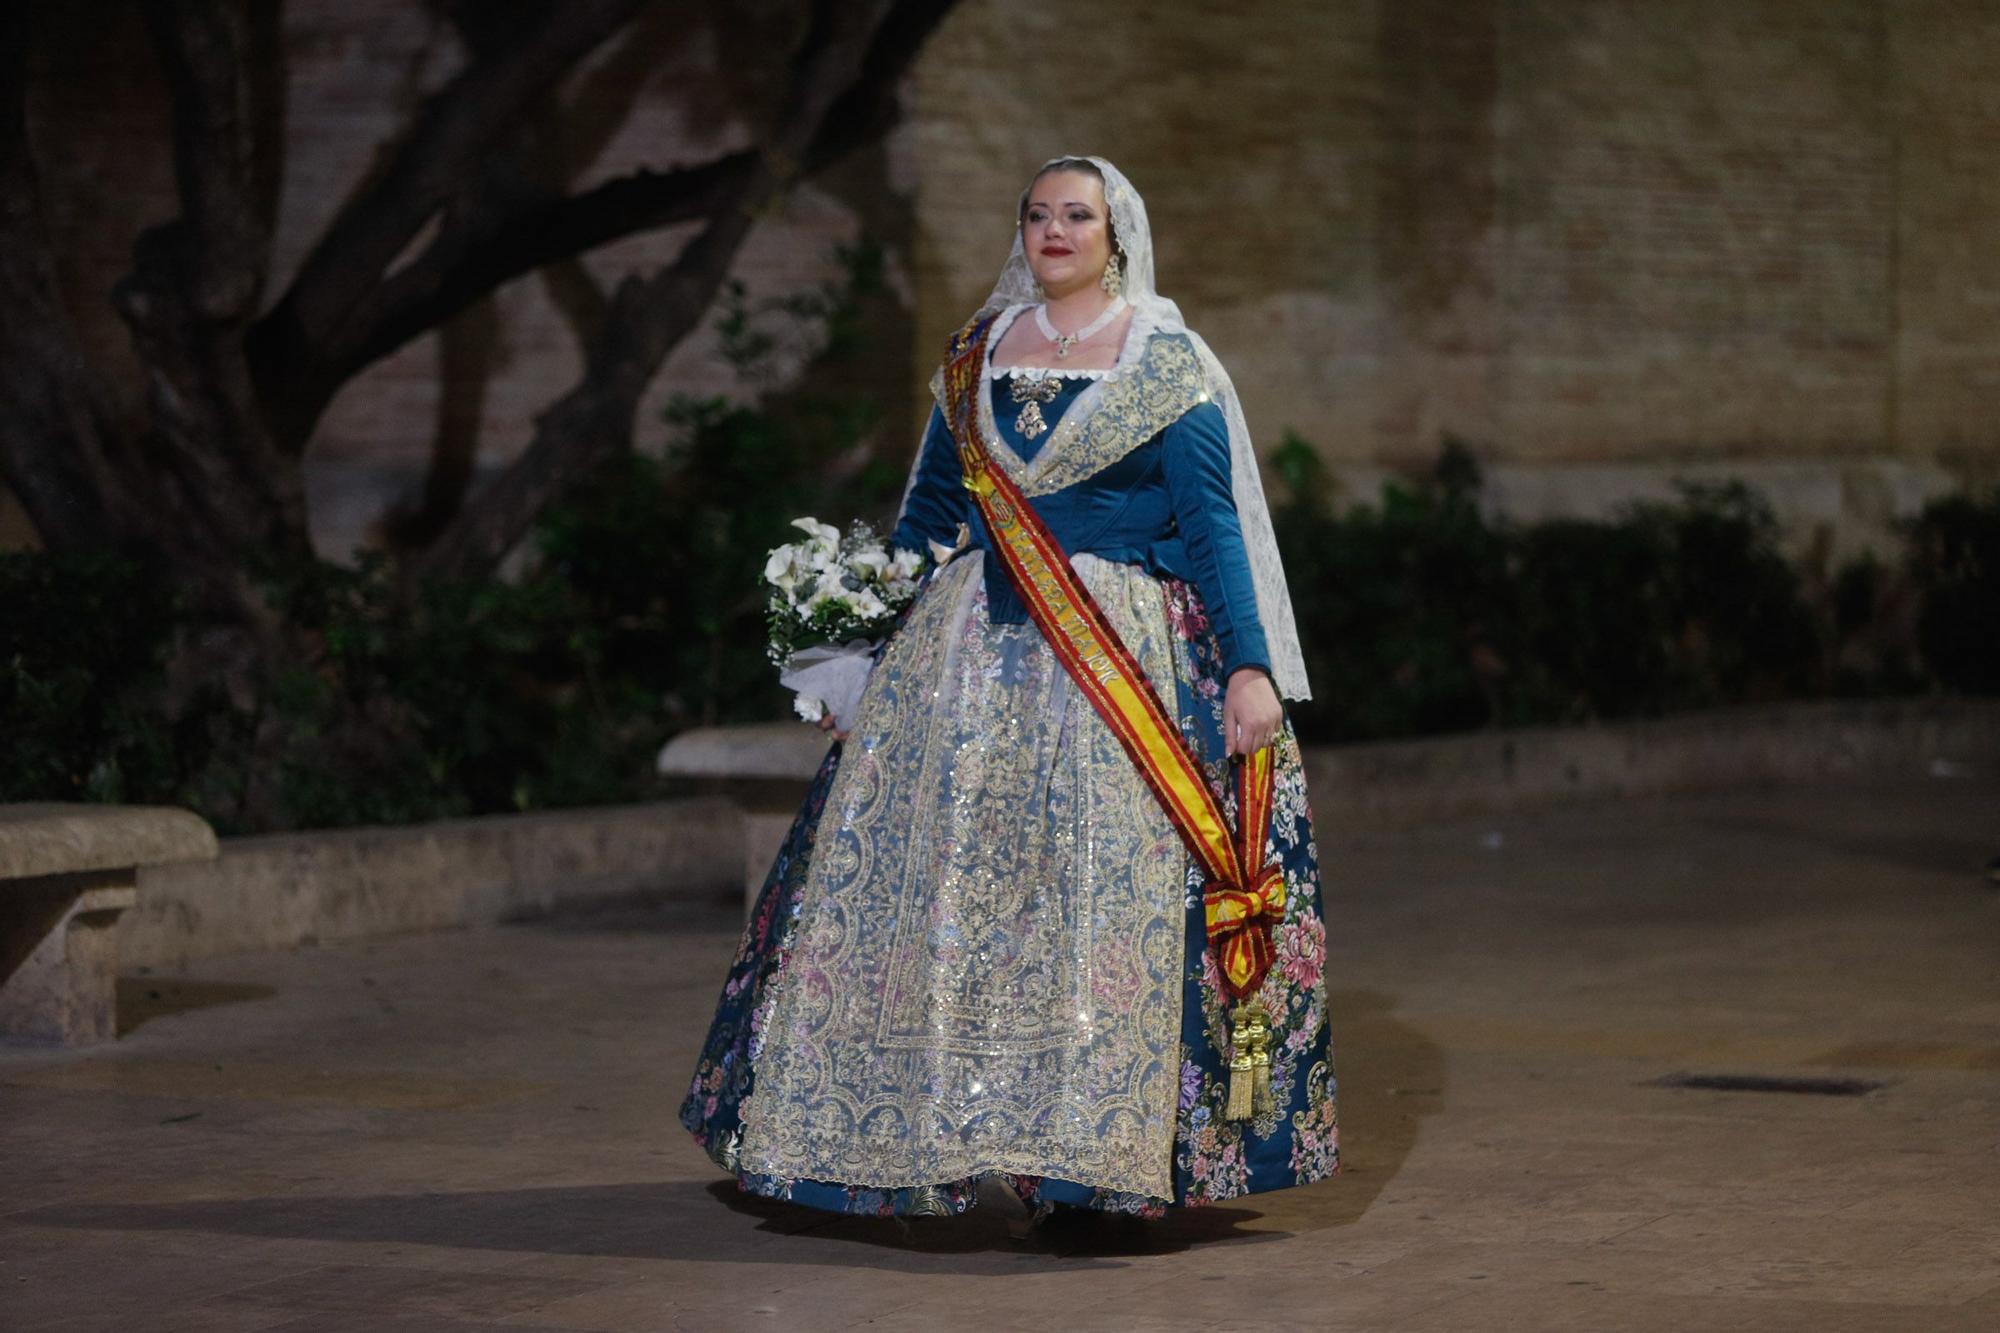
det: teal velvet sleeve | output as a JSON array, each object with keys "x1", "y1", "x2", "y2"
[
  {"x1": 1160, "y1": 403, "x2": 1272, "y2": 680},
  {"x1": 888, "y1": 406, "x2": 970, "y2": 558}
]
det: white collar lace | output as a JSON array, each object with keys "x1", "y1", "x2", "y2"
[{"x1": 987, "y1": 363, "x2": 1110, "y2": 381}]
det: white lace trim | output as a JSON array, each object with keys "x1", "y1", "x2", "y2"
[{"x1": 987, "y1": 363, "x2": 1112, "y2": 382}]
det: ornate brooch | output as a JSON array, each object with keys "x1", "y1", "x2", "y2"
[{"x1": 1009, "y1": 374, "x2": 1061, "y2": 441}]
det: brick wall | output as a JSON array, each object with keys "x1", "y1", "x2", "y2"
[
  {"x1": 1892, "y1": 0, "x2": 2000, "y2": 463},
  {"x1": 904, "y1": 0, "x2": 1387, "y2": 468},
  {"x1": 9, "y1": 1, "x2": 1997, "y2": 560},
  {"x1": 907, "y1": 0, "x2": 2000, "y2": 555},
  {"x1": 1495, "y1": 1, "x2": 1895, "y2": 460}
]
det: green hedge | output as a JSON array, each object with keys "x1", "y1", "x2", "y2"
[
  {"x1": 1273, "y1": 440, "x2": 1992, "y2": 743},
  {"x1": 0, "y1": 551, "x2": 184, "y2": 806},
  {"x1": 7, "y1": 450, "x2": 1993, "y2": 831},
  {"x1": 1907, "y1": 489, "x2": 2000, "y2": 694}
]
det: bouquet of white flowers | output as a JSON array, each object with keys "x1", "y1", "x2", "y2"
[{"x1": 763, "y1": 517, "x2": 923, "y2": 728}]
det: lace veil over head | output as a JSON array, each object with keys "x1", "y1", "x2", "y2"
[{"x1": 978, "y1": 155, "x2": 1311, "y2": 701}]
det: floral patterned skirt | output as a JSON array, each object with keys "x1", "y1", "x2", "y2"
[{"x1": 678, "y1": 573, "x2": 1337, "y2": 1218}]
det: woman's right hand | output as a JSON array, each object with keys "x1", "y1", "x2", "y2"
[{"x1": 818, "y1": 713, "x2": 849, "y2": 742}]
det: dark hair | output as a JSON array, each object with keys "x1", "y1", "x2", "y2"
[{"x1": 1018, "y1": 157, "x2": 1119, "y2": 256}]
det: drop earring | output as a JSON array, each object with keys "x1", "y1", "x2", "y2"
[{"x1": 1100, "y1": 251, "x2": 1124, "y2": 298}]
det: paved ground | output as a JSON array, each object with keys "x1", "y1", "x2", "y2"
[{"x1": 2, "y1": 776, "x2": 1996, "y2": 1332}]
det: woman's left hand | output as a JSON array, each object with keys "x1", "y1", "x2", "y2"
[{"x1": 1223, "y1": 668, "x2": 1283, "y2": 758}]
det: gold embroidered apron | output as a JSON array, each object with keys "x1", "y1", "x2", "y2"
[{"x1": 734, "y1": 553, "x2": 1187, "y2": 1197}]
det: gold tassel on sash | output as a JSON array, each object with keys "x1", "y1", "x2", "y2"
[{"x1": 1226, "y1": 1000, "x2": 1274, "y2": 1121}]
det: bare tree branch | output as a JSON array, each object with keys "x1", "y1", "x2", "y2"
[
  {"x1": 253, "y1": 0, "x2": 642, "y2": 447},
  {"x1": 802, "y1": 0, "x2": 958, "y2": 165},
  {"x1": 289, "y1": 150, "x2": 758, "y2": 429},
  {"x1": 146, "y1": 0, "x2": 281, "y2": 320},
  {"x1": 370, "y1": 0, "x2": 679, "y2": 550},
  {"x1": 381, "y1": 299, "x2": 499, "y2": 549},
  {"x1": 411, "y1": 0, "x2": 955, "y2": 584},
  {"x1": 254, "y1": 0, "x2": 958, "y2": 458},
  {"x1": 409, "y1": 202, "x2": 766, "y2": 585},
  {"x1": 360, "y1": 0, "x2": 961, "y2": 380}
]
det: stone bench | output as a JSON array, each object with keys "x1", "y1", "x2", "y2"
[
  {"x1": 0, "y1": 804, "x2": 218, "y2": 1045},
  {"x1": 655, "y1": 722, "x2": 831, "y2": 912}
]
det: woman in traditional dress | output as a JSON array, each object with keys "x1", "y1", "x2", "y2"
[{"x1": 681, "y1": 156, "x2": 1337, "y2": 1219}]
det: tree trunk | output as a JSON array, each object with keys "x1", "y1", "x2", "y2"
[
  {"x1": 0, "y1": 7, "x2": 126, "y2": 550},
  {"x1": 112, "y1": 1, "x2": 307, "y2": 575}
]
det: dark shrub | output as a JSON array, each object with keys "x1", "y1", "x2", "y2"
[
  {"x1": 0, "y1": 552, "x2": 189, "y2": 805},
  {"x1": 1278, "y1": 440, "x2": 1510, "y2": 742},
  {"x1": 1272, "y1": 447, "x2": 1837, "y2": 742},
  {"x1": 1906, "y1": 487, "x2": 2000, "y2": 693},
  {"x1": 1505, "y1": 517, "x2": 1678, "y2": 725},
  {"x1": 1636, "y1": 481, "x2": 1820, "y2": 706}
]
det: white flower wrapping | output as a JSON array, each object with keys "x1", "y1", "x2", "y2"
[{"x1": 764, "y1": 517, "x2": 924, "y2": 730}]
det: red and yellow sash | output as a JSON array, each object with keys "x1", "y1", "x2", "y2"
[{"x1": 940, "y1": 317, "x2": 1285, "y2": 1116}]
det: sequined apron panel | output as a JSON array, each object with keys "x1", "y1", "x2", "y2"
[{"x1": 734, "y1": 554, "x2": 1185, "y2": 1198}]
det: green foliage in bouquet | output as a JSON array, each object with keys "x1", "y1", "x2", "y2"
[{"x1": 760, "y1": 518, "x2": 923, "y2": 667}]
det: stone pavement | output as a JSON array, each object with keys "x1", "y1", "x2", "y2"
[{"x1": 2, "y1": 777, "x2": 1996, "y2": 1332}]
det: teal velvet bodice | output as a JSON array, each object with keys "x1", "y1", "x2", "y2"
[{"x1": 890, "y1": 374, "x2": 1270, "y2": 678}]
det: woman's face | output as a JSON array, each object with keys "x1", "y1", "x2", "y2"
[{"x1": 1022, "y1": 170, "x2": 1112, "y2": 300}]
